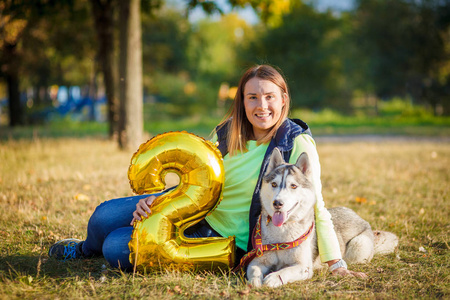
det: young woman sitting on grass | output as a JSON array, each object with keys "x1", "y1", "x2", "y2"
[{"x1": 49, "y1": 64, "x2": 366, "y2": 278}]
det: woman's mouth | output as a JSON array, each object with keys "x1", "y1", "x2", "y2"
[{"x1": 256, "y1": 112, "x2": 271, "y2": 119}]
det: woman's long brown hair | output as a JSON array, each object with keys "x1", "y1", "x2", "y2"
[{"x1": 217, "y1": 65, "x2": 291, "y2": 156}]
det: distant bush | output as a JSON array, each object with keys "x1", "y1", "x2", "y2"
[{"x1": 378, "y1": 98, "x2": 433, "y2": 118}]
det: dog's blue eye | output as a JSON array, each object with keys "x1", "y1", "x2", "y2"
[
  {"x1": 271, "y1": 182, "x2": 277, "y2": 188},
  {"x1": 291, "y1": 184, "x2": 298, "y2": 189}
]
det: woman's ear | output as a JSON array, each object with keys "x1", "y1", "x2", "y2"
[{"x1": 282, "y1": 93, "x2": 288, "y2": 106}]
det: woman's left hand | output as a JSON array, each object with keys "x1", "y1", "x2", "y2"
[{"x1": 331, "y1": 267, "x2": 368, "y2": 278}]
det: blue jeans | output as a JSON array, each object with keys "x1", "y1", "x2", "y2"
[{"x1": 82, "y1": 191, "x2": 221, "y2": 270}]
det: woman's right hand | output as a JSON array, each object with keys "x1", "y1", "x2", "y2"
[{"x1": 130, "y1": 195, "x2": 157, "y2": 225}]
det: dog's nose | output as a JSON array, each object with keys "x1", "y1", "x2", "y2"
[{"x1": 273, "y1": 200, "x2": 283, "y2": 209}]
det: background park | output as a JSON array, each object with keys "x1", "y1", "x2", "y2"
[{"x1": 0, "y1": 0, "x2": 449, "y2": 298}]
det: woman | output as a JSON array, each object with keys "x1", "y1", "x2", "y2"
[{"x1": 49, "y1": 65, "x2": 365, "y2": 278}]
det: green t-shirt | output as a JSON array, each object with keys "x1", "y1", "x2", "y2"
[{"x1": 206, "y1": 140, "x2": 269, "y2": 251}]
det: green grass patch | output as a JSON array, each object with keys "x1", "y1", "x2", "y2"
[
  {"x1": 291, "y1": 108, "x2": 450, "y2": 136},
  {"x1": 1, "y1": 106, "x2": 449, "y2": 141}
]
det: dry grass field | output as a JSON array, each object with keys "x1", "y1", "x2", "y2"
[{"x1": 0, "y1": 136, "x2": 448, "y2": 299}]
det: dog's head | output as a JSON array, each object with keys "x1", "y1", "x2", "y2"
[{"x1": 260, "y1": 148, "x2": 316, "y2": 227}]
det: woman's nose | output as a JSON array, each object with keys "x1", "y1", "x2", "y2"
[{"x1": 258, "y1": 98, "x2": 268, "y2": 109}]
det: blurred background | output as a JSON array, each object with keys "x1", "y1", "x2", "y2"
[{"x1": 0, "y1": 0, "x2": 449, "y2": 145}]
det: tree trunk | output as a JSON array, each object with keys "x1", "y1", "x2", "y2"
[
  {"x1": 91, "y1": 0, "x2": 118, "y2": 138},
  {"x1": 5, "y1": 43, "x2": 24, "y2": 126},
  {"x1": 118, "y1": 0, "x2": 143, "y2": 150}
]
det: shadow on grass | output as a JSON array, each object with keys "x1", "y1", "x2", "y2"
[{"x1": 0, "y1": 254, "x2": 110, "y2": 280}]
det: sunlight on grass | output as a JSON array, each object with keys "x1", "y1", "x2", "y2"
[{"x1": 0, "y1": 137, "x2": 448, "y2": 298}]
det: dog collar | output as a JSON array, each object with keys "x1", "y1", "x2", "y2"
[{"x1": 233, "y1": 215, "x2": 314, "y2": 272}]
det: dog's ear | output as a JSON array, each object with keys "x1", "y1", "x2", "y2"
[
  {"x1": 266, "y1": 148, "x2": 284, "y2": 174},
  {"x1": 295, "y1": 152, "x2": 311, "y2": 176}
]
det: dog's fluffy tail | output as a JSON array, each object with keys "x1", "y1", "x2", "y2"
[{"x1": 373, "y1": 230, "x2": 399, "y2": 254}]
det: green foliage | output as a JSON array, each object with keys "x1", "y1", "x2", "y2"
[
  {"x1": 187, "y1": 14, "x2": 254, "y2": 85},
  {"x1": 244, "y1": 3, "x2": 350, "y2": 110},
  {"x1": 142, "y1": 7, "x2": 190, "y2": 74},
  {"x1": 378, "y1": 98, "x2": 434, "y2": 118},
  {"x1": 148, "y1": 72, "x2": 208, "y2": 116},
  {"x1": 2, "y1": 0, "x2": 450, "y2": 131},
  {"x1": 353, "y1": 0, "x2": 450, "y2": 112},
  {"x1": 2, "y1": 0, "x2": 96, "y2": 88},
  {"x1": 291, "y1": 104, "x2": 450, "y2": 136}
]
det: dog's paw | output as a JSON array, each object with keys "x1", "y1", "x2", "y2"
[
  {"x1": 263, "y1": 273, "x2": 284, "y2": 288},
  {"x1": 248, "y1": 277, "x2": 263, "y2": 288}
]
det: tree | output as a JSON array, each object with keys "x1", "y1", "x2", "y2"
[
  {"x1": 0, "y1": 1, "x2": 31, "y2": 126},
  {"x1": 354, "y1": 0, "x2": 450, "y2": 114},
  {"x1": 118, "y1": 0, "x2": 143, "y2": 150},
  {"x1": 244, "y1": 3, "x2": 345, "y2": 110},
  {"x1": 91, "y1": 0, "x2": 118, "y2": 138},
  {"x1": 0, "y1": 0, "x2": 96, "y2": 126}
]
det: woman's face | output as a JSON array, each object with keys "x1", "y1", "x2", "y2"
[{"x1": 243, "y1": 77, "x2": 287, "y2": 140}]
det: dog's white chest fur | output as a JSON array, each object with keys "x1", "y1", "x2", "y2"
[{"x1": 247, "y1": 217, "x2": 316, "y2": 288}]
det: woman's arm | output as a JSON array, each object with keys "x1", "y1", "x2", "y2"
[
  {"x1": 291, "y1": 134, "x2": 342, "y2": 261},
  {"x1": 291, "y1": 134, "x2": 367, "y2": 278}
]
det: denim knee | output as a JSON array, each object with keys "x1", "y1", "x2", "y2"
[
  {"x1": 102, "y1": 227, "x2": 134, "y2": 270},
  {"x1": 87, "y1": 195, "x2": 146, "y2": 237}
]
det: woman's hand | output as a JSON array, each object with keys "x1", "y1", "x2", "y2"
[
  {"x1": 130, "y1": 195, "x2": 157, "y2": 225},
  {"x1": 331, "y1": 267, "x2": 368, "y2": 278}
]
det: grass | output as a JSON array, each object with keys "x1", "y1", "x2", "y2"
[
  {"x1": 1, "y1": 103, "x2": 450, "y2": 140},
  {"x1": 291, "y1": 109, "x2": 450, "y2": 137},
  {"x1": 0, "y1": 134, "x2": 448, "y2": 299}
]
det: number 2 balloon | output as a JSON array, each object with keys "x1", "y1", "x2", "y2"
[{"x1": 128, "y1": 132, "x2": 235, "y2": 271}]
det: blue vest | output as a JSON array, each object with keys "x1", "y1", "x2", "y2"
[{"x1": 215, "y1": 118, "x2": 312, "y2": 252}]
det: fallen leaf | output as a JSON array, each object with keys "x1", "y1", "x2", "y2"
[
  {"x1": 220, "y1": 291, "x2": 229, "y2": 297},
  {"x1": 0, "y1": 230, "x2": 10, "y2": 237},
  {"x1": 74, "y1": 193, "x2": 90, "y2": 202},
  {"x1": 356, "y1": 197, "x2": 367, "y2": 204},
  {"x1": 238, "y1": 289, "x2": 250, "y2": 296}
]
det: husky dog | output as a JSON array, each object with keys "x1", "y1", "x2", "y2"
[{"x1": 246, "y1": 149, "x2": 398, "y2": 288}]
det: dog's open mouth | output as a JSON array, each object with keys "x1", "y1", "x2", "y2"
[{"x1": 272, "y1": 202, "x2": 299, "y2": 227}]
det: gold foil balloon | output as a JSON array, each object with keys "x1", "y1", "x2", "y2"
[{"x1": 128, "y1": 131, "x2": 235, "y2": 271}]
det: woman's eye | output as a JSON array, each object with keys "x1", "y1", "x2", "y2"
[
  {"x1": 271, "y1": 182, "x2": 277, "y2": 188},
  {"x1": 291, "y1": 184, "x2": 297, "y2": 189}
]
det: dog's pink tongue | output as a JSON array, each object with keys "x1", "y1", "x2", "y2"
[{"x1": 272, "y1": 211, "x2": 286, "y2": 227}]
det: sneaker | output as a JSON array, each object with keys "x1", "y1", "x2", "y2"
[{"x1": 48, "y1": 238, "x2": 84, "y2": 261}]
